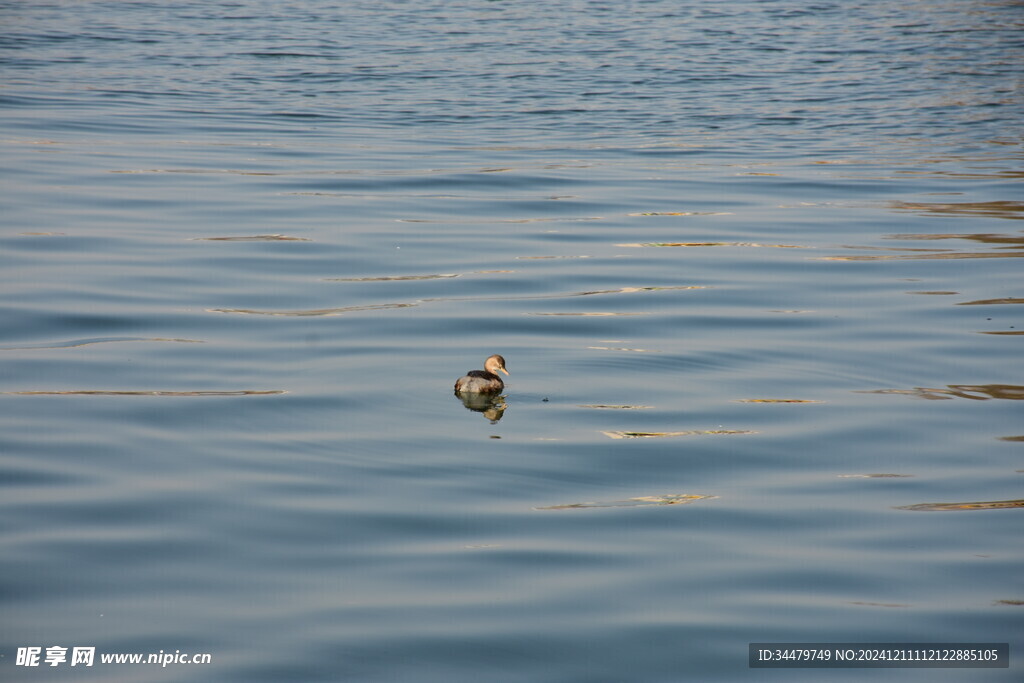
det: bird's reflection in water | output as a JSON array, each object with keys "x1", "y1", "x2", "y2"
[{"x1": 454, "y1": 391, "x2": 507, "y2": 423}]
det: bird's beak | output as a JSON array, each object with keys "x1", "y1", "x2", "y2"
[{"x1": 500, "y1": 367, "x2": 510, "y2": 376}]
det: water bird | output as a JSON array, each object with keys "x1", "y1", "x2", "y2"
[{"x1": 454, "y1": 354, "x2": 509, "y2": 394}]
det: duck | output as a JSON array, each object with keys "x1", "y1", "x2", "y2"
[{"x1": 454, "y1": 354, "x2": 509, "y2": 394}]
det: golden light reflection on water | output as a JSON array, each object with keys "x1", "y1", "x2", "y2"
[
  {"x1": 888, "y1": 200, "x2": 1024, "y2": 220},
  {"x1": 886, "y1": 231, "x2": 1024, "y2": 246},
  {"x1": 602, "y1": 430, "x2": 755, "y2": 439},
  {"x1": 896, "y1": 499, "x2": 1024, "y2": 512},
  {"x1": 957, "y1": 297, "x2": 1024, "y2": 306},
  {"x1": 536, "y1": 494, "x2": 717, "y2": 510},
  {"x1": 822, "y1": 229, "x2": 1024, "y2": 261},
  {"x1": 860, "y1": 384, "x2": 1024, "y2": 400},
  {"x1": 734, "y1": 398, "x2": 822, "y2": 404},
  {"x1": 618, "y1": 241, "x2": 805, "y2": 248},
  {"x1": 819, "y1": 251, "x2": 1024, "y2": 261}
]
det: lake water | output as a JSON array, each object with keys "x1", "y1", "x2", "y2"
[{"x1": 1, "y1": 1, "x2": 1021, "y2": 681}]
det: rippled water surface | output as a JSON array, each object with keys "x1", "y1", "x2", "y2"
[{"x1": 2, "y1": 1, "x2": 1022, "y2": 681}]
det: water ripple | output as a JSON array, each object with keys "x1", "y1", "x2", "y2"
[
  {"x1": 897, "y1": 499, "x2": 1024, "y2": 512},
  {"x1": 208, "y1": 285, "x2": 706, "y2": 316},
  {"x1": 6, "y1": 390, "x2": 285, "y2": 397},
  {"x1": 0, "y1": 337, "x2": 204, "y2": 351},
  {"x1": 618, "y1": 241, "x2": 806, "y2": 248},
  {"x1": 888, "y1": 200, "x2": 1024, "y2": 220},
  {"x1": 536, "y1": 494, "x2": 718, "y2": 510},
  {"x1": 325, "y1": 273, "x2": 460, "y2": 282},
  {"x1": 859, "y1": 384, "x2": 1024, "y2": 401},
  {"x1": 601, "y1": 429, "x2": 755, "y2": 439},
  {"x1": 819, "y1": 251, "x2": 1024, "y2": 261},
  {"x1": 191, "y1": 234, "x2": 310, "y2": 242}
]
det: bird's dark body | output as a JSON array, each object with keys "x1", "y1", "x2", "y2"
[{"x1": 454, "y1": 355, "x2": 508, "y2": 393}]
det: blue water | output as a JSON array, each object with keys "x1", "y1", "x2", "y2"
[{"x1": 2, "y1": 1, "x2": 1022, "y2": 681}]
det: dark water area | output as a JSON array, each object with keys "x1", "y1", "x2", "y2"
[{"x1": 1, "y1": 1, "x2": 1022, "y2": 681}]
